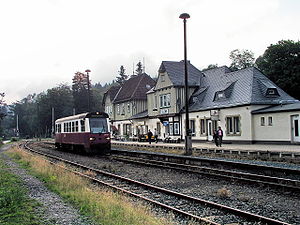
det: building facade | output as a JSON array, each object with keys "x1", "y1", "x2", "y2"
[{"x1": 104, "y1": 61, "x2": 300, "y2": 144}]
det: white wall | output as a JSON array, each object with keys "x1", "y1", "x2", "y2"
[{"x1": 253, "y1": 111, "x2": 300, "y2": 142}]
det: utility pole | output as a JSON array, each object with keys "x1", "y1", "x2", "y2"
[
  {"x1": 51, "y1": 107, "x2": 54, "y2": 136},
  {"x1": 16, "y1": 114, "x2": 19, "y2": 137},
  {"x1": 179, "y1": 13, "x2": 192, "y2": 155},
  {"x1": 85, "y1": 69, "x2": 91, "y2": 112}
]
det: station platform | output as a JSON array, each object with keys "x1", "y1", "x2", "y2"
[{"x1": 112, "y1": 140, "x2": 300, "y2": 153}]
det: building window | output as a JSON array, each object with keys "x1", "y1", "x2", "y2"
[
  {"x1": 169, "y1": 123, "x2": 173, "y2": 135},
  {"x1": 160, "y1": 94, "x2": 171, "y2": 108},
  {"x1": 117, "y1": 104, "x2": 120, "y2": 115},
  {"x1": 161, "y1": 74, "x2": 165, "y2": 82},
  {"x1": 200, "y1": 119, "x2": 206, "y2": 135},
  {"x1": 214, "y1": 91, "x2": 226, "y2": 101},
  {"x1": 121, "y1": 104, "x2": 125, "y2": 115},
  {"x1": 226, "y1": 116, "x2": 240, "y2": 135},
  {"x1": 266, "y1": 88, "x2": 279, "y2": 96},
  {"x1": 268, "y1": 116, "x2": 273, "y2": 126},
  {"x1": 156, "y1": 122, "x2": 161, "y2": 135},
  {"x1": 127, "y1": 104, "x2": 130, "y2": 113},
  {"x1": 174, "y1": 122, "x2": 180, "y2": 135},
  {"x1": 260, "y1": 117, "x2": 265, "y2": 126},
  {"x1": 190, "y1": 120, "x2": 195, "y2": 136},
  {"x1": 154, "y1": 96, "x2": 158, "y2": 109}
]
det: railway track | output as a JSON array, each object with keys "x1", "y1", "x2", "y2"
[
  {"x1": 23, "y1": 141, "x2": 293, "y2": 225},
  {"x1": 110, "y1": 153, "x2": 300, "y2": 192}
]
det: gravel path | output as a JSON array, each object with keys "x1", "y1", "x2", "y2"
[{"x1": 0, "y1": 144, "x2": 94, "y2": 225}]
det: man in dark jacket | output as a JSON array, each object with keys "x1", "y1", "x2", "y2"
[
  {"x1": 147, "y1": 129, "x2": 153, "y2": 144},
  {"x1": 213, "y1": 130, "x2": 219, "y2": 147}
]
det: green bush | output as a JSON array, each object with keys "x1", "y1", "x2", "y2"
[{"x1": 10, "y1": 137, "x2": 19, "y2": 142}]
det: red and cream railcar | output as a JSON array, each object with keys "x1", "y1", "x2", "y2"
[{"x1": 55, "y1": 112, "x2": 111, "y2": 154}]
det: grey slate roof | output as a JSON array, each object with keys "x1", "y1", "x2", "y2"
[
  {"x1": 114, "y1": 73, "x2": 155, "y2": 103},
  {"x1": 102, "y1": 85, "x2": 121, "y2": 106},
  {"x1": 189, "y1": 66, "x2": 298, "y2": 112},
  {"x1": 252, "y1": 102, "x2": 300, "y2": 114},
  {"x1": 159, "y1": 61, "x2": 204, "y2": 87}
]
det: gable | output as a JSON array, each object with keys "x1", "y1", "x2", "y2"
[{"x1": 114, "y1": 73, "x2": 155, "y2": 103}]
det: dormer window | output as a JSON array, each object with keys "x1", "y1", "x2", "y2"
[
  {"x1": 214, "y1": 91, "x2": 226, "y2": 101},
  {"x1": 266, "y1": 88, "x2": 279, "y2": 96}
]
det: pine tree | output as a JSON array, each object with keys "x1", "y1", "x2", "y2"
[
  {"x1": 116, "y1": 65, "x2": 128, "y2": 85},
  {"x1": 135, "y1": 61, "x2": 143, "y2": 75}
]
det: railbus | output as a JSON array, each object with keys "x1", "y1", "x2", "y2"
[{"x1": 55, "y1": 112, "x2": 111, "y2": 154}]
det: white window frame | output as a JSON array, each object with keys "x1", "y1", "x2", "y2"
[
  {"x1": 226, "y1": 115, "x2": 241, "y2": 135},
  {"x1": 160, "y1": 93, "x2": 171, "y2": 108},
  {"x1": 200, "y1": 119, "x2": 206, "y2": 135},
  {"x1": 260, "y1": 117, "x2": 265, "y2": 126},
  {"x1": 127, "y1": 103, "x2": 130, "y2": 113},
  {"x1": 268, "y1": 116, "x2": 273, "y2": 126}
]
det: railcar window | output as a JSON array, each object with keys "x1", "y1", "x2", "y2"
[
  {"x1": 64, "y1": 123, "x2": 66, "y2": 132},
  {"x1": 58, "y1": 124, "x2": 61, "y2": 133},
  {"x1": 80, "y1": 120, "x2": 85, "y2": 132},
  {"x1": 89, "y1": 118, "x2": 108, "y2": 133},
  {"x1": 75, "y1": 121, "x2": 79, "y2": 132},
  {"x1": 72, "y1": 121, "x2": 75, "y2": 132},
  {"x1": 69, "y1": 122, "x2": 71, "y2": 132}
]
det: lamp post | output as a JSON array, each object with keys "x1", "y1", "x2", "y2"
[
  {"x1": 179, "y1": 13, "x2": 192, "y2": 155},
  {"x1": 85, "y1": 69, "x2": 91, "y2": 112}
]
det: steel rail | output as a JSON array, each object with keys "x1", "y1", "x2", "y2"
[
  {"x1": 112, "y1": 155, "x2": 300, "y2": 191},
  {"x1": 110, "y1": 148, "x2": 300, "y2": 177},
  {"x1": 24, "y1": 142, "x2": 292, "y2": 225}
]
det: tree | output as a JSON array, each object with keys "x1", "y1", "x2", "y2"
[
  {"x1": 72, "y1": 72, "x2": 94, "y2": 113},
  {"x1": 0, "y1": 93, "x2": 5, "y2": 120},
  {"x1": 9, "y1": 85, "x2": 74, "y2": 138},
  {"x1": 135, "y1": 61, "x2": 143, "y2": 75},
  {"x1": 202, "y1": 64, "x2": 218, "y2": 71},
  {"x1": 116, "y1": 65, "x2": 128, "y2": 85},
  {"x1": 229, "y1": 49, "x2": 255, "y2": 71},
  {"x1": 0, "y1": 93, "x2": 6, "y2": 136},
  {"x1": 256, "y1": 40, "x2": 300, "y2": 100}
]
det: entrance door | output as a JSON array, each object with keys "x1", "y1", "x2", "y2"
[
  {"x1": 207, "y1": 120, "x2": 213, "y2": 141},
  {"x1": 292, "y1": 115, "x2": 300, "y2": 143}
]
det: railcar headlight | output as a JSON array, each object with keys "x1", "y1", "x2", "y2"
[
  {"x1": 105, "y1": 137, "x2": 110, "y2": 140},
  {"x1": 89, "y1": 137, "x2": 95, "y2": 141}
]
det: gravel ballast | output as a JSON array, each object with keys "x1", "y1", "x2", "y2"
[{"x1": 33, "y1": 142, "x2": 300, "y2": 224}]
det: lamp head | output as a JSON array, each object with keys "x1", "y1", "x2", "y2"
[
  {"x1": 179, "y1": 13, "x2": 190, "y2": 20},
  {"x1": 85, "y1": 69, "x2": 91, "y2": 73}
]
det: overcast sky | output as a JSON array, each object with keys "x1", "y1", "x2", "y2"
[{"x1": 1, "y1": 0, "x2": 299, "y2": 104}]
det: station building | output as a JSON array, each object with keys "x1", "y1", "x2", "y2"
[{"x1": 103, "y1": 61, "x2": 300, "y2": 144}]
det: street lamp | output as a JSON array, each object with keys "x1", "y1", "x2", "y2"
[
  {"x1": 179, "y1": 13, "x2": 192, "y2": 155},
  {"x1": 85, "y1": 69, "x2": 91, "y2": 112}
]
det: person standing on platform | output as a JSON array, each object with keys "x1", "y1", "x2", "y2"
[
  {"x1": 213, "y1": 130, "x2": 219, "y2": 147},
  {"x1": 217, "y1": 126, "x2": 223, "y2": 147},
  {"x1": 147, "y1": 129, "x2": 153, "y2": 144},
  {"x1": 154, "y1": 128, "x2": 158, "y2": 143}
]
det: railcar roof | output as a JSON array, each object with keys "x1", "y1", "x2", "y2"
[
  {"x1": 55, "y1": 113, "x2": 89, "y2": 123},
  {"x1": 55, "y1": 112, "x2": 109, "y2": 123}
]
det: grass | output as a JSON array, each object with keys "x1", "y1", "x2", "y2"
[
  {"x1": 0, "y1": 158, "x2": 41, "y2": 225},
  {"x1": 6, "y1": 147, "x2": 174, "y2": 225}
]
